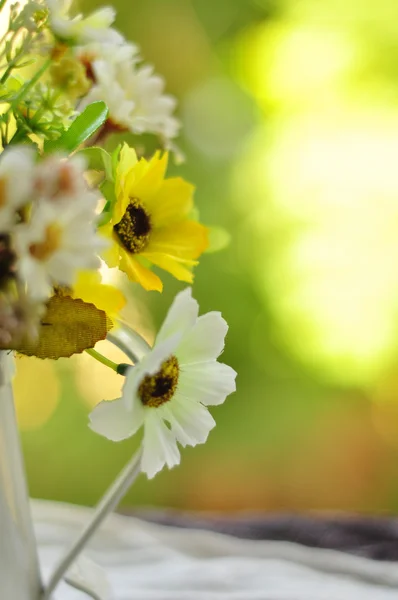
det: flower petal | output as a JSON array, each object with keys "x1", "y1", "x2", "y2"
[
  {"x1": 176, "y1": 312, "x2": 229, "y2": 364},
  {"x1": 178, "y1": 361, "x2": 237, "y2": 406},
  {"x1": 141, "y1": 410, "x2": 180, "y2": 479},
  {"x1": 130, "y1": 152, "x2": 168, "y2": 202},
  {"x1": 73, "y1": 270, "x2": 126, "y2": 317},
  {"x1": 163, "y1": 394, "x2": 215, "y2": 447},
  {"x1": 156, "y1": 288, "x2": 198, "y2": 343},
  {"x1": 143, "y1": 178, "x2": 194, "y2": 227},
  {"x1": 142, "y1": 251, "x2": 196, "y2": 283},
  {"x1": 88, "y1": 396, "x2": 144, "y2": 441},
  {"x1": 145, "y1": 220, "x2": 209, "y2": 259},
  {"x1": 119, "y1": 251, "x2": 163, "y2": 291}
]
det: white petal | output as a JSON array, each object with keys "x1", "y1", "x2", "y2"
[
  {"x1": 163, "y1": 395, "x2": 215, "y2": 447},
  {"x1": 178, "y1": 361, "x2": 237, "y2": 406},
  {"x1": 176, "y1": 312, "x2": 228, "y2": 365},
  {"x1": 156, "y1": 288, "x2": 198, "y2": 344},
  {"x1": 89, "y1": 397, "x2": 144, "y2": 442},
  {"x1": 141, "y1": 411, "x2": 180, "y2": 479}
]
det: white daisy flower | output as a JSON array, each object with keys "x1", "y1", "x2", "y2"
[
  {"x1": 89, "y1": 288, "x2": 237, "y2": 479},
  {"x1": 15, "y1": 194, "x2": 104, "y2": 300},
  {"x1": 76, "y1": 40, "x2": 139, "y2": 74},
  {"x1": 79, "y1": 58, "x2": 180, "y2": 143},
  {"x1": 0, "y1": 146, "x2": 35, "y2": 232},
  {"x1": 33, "y1": 153, "x2": 88, "y2": 201},
  {"x1": 47, "y1": 0, "x2": 123, "y2": 45}
]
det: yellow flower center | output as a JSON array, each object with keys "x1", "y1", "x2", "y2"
[
  {"x1": 138, "y1": 355, "x2": 179, "y2": 407},
  {"x1": 29, "y1": 223, "x2": 62, "y2": 261},
  {"x1": 113, "y1": 198, "x2": 151, "y2": 254}
]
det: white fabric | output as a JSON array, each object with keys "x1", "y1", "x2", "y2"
[{"x1": 33, "y1": 500, "x2": 398, "y2": 600}]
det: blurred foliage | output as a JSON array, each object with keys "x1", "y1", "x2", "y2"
[{"x1": 15, "y1": 0, "x2": 398, "y2": 513}]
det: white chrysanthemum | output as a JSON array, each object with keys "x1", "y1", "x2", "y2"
[
  {"x1": 15, "y1": 196, "x2": 104, "y2": 300},
  {"x1": 47, "y1": 0, "x2": 123, "y2": 45},
  {"x1": 33, "y1": 153, "x2": 88, "y2": 201},
  {"x1": 80, "y1": 59, "x2": 180, "y2": 142},
  {"x1": 76, "y1": 39, "x2": 139, "y2": 71},
  {"x1": 0, "y1": 147, "x2": 35, "y2": 232},
  {"x1": 89, "y1": 288, "x2": 237, "y2": 479}
]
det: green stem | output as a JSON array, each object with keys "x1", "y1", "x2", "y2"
[
  {"x1": 0, "y1": 0, "x2": 7, "y2": 11},
  {"x1": 85, "y1": 347, "x2": 119, "y2": 372},
  {"x1": 11, "y1": 56, "x2": 51, "y2": 109},
  {"x1": 0, "y1": 30, "x2": 32, "y2": 84},
  {"x1": 42, "y1": 449, "x2": 142, "y2": 600}
]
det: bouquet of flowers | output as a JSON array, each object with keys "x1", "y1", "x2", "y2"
[{"x1": 0, "y1": 0, "x2": 236, "y2": 597}]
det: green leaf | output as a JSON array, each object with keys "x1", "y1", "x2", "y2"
[
  {"x1": 205, "y1": 226, "x2": 231, "y2": 254},
  {"x1": 97, "y1": 208, "x2": 112, "y2": 227},
  {"x1": 77, "y1": 146, "x2": 114, "y2": 181},
  {"x1": 8, "y1": 293, "x2": 113, "y2": 359},
  {"x1": 97, "y1": 179, "x2": 116, "y2": 226},
  {"x1": 44, "y1": 101, "x2": 108, "y2": 154},
  {"x1": 112, "y1": 144, "x2": 122, "y2": 173},
  {"x1": 100, "y1": 179, "x2": 116, "y2": 205}
]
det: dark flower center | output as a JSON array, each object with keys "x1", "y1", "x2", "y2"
[
  {"x1": 138, "y1": 355, "x2": 179, "y2": 408},
  {"x1": 0, "y1": 235, "x2": 16, "y2": 289},
  {"x1": 113, "y1": 198, "x2": 151, "y2": 254}
]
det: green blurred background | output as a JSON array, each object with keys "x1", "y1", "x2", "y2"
[{"x1": 16, "y1": 0, "x2": 398, "y2": 513}]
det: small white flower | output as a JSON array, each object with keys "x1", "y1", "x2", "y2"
[
  {"x1": 15, "y1": 194, "x2": 104, "y2": 300},
  {"x1": 79, "y1": 58, "x2": 180, "y2": 143},
  {"x1": 33, "y1": 153, "x2": 88, "y2": 201},
  {"x1": 0, "y1": 147, "x2": 35, "y2": 232},
  {"x1": 47, "y1": 0, "x2": 123, "y2": 45},
  {"x1": 0, "y1": 289, "x2": 44, "y2": 346},
  {"x1": 76, "y1": 40, "x2": 139, "y2": 72},
  {"x1": 89, "y1": 288, "x2": 237, "y2": 479}
]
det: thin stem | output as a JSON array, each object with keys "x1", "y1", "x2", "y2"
[
  {"x1": 85, "y1": 347, "x2": 119, "y2": 373},
  {"x1": 41, "y1": 449, "x2": 142, "y2": 600},
  {"x1": 0, "y1": 29, "x2": 33, "y2": 84},
  {"x1": 64, "y1": 576, "x2": 103, "y2": 600},
  {"x1": 11, "y1": 56, "x2": 51, "y2": 108},
  {"x1": 0, "y1": 0, "x2": 7, "y2": 11}
]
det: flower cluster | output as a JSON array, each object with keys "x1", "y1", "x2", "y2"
[
  {"x1": 4, "y1": 0, "x2": 180, "y2": 149},
  {"x1": 0, "y1": 146, "x2": 102, "y2": 344},
  {"x1": 0, "y1": 0, "x2": 236, "y2": 479}
]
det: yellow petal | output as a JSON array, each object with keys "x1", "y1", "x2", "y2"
[
  {"x1": 143, "y1": 251, "x2": 196, "y2": 283},
  {"x1": 124, "y1": 155, "x2": 149, "y2": 197},
  {"x1": 118, "y1": 144, "x2": 138, "y2": 177},
  {"x1": 119, "y1": 250, "x2": 163, "y2": 292},
  {"x1": 114, "y1": 145, "x2": 139, "y2": 221},
  {"x1": 73, "y1": 270, "x2": 126, "y2": 317},
  {"x1": 129, "y1": 152, "x2": 169, "y2": 202},
  {"x1": 146, "y1": 220, "x2": 209, "y2": 259},
  {"x1": 116, "y1": 144, "x2": 138, "y2": 195},
  {"x1": 99, "y1": 226, "x2": 120, "y2": 267},
  {"x1": 144, "y1": 177, "x2": 194, "y2": 227}
]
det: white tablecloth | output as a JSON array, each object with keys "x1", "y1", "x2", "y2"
[{"x1": 33, "y1": 500, "x2": 398, "y2": 600}]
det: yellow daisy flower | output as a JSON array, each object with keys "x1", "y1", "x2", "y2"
[{"x1": 100, "y1": 145, "x2": 209, "y2": 292}]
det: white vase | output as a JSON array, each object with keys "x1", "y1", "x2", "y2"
[
  {"x1": 0, "y1": 326, "x2": 148, "y2": 599},
  {"x1": 0, "y1": 352, "x2": 42, "y2": 599}
]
